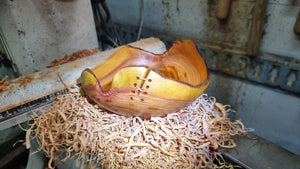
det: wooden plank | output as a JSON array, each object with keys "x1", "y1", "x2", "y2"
[{"x1": 247, "y1": 0, "x2": 268, "y2": 57}]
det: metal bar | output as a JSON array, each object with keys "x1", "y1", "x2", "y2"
[{"x1": 0, "y1": 145, "x2": 27, "y2": 168}]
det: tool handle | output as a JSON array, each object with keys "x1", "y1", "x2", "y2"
[
  {"x1": 217, "y1": 0, "x2": 231, "y2": 20},
  {"x1": 294, "y1": 12, "x2": 300, "y2": 35}
]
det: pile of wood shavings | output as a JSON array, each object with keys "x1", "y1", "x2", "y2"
[
  {"x1": 47, "y1": 48, "x2": 100, "y2": 68},
  {"x1": 26, "y1": 86, "x2": 247, "y2": 169},
  {"x1": 0, "y1": 74, "x2": 35, "y2": 95}
]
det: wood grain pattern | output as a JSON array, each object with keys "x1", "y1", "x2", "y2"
[{"x1": 81, "y1": 40, "x2": 210, "y2": 118}]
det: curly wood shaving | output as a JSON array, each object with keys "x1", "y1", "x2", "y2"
[{"x1": 26, "y1": 86, "x2": 247, "y2": 168}]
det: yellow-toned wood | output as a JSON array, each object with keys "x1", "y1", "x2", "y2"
[
  {"x1": 81, "y1": 40, "x2": 210, "y2": 118},
  {"x1": 111, "y1": 66, "x2": 147, "y2": 90},
  {"x1": 81, "y1": 70, "x2": 98, "y2": 87}
]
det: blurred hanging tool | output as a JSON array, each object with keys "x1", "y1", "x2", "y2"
[
  {"x1": 217, "y1": 0, "x2": 231, "y2": 20},
  {"x1": 91, "y1": 0, "x2": 122, "y2": 49},
  {"x1": 247, "y1": 0, "x2": 268, "y2": 57},
  {"x1": 294, "y1": 11, "x2": 300, "y2": 35}
]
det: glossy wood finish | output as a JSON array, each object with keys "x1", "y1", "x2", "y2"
[{"x1": 81, "y1": 40, "x2": 210, "y2": 118}]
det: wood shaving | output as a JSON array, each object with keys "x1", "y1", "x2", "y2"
[
  {"x1": 47, "y1": 49, "x2": 100, "y2": 68},
  {"x1": 26, "y1": 86, "x2": 247, "y2": 169},
  {"x1": 0, "y1": 74, "x2": 35, "y2": 95},
  {"x1": 0, "y1": 75, "x2": 11, "y2": 95},
  {"x1": 0, "y1": 75, "x2": 8, "y2": 84}
]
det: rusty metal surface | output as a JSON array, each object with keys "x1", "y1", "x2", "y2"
[{"x1": 0, "y1": 38, "x2": 166, "y2": 130}]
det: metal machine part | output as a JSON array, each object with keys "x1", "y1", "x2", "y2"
[{"x1": 220, "y1": 136, "x2": 300, "y2": 169}]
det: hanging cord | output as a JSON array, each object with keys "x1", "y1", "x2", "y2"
[
  {"x1": 0, "y1": 28, "x2": 18, "y2": 73},
  {"x1": 91, "y1": 0, "x2": 122, "y2": 48},
  {"x1": 99, "y1": 0, "x2": 122, "y2": 45},
  {"x1": 110, "y1": 18, "x2": 122, "y2": 45},
  {"x1": 136, "y1": 0, "x2": 144, "y2": 41},
  {"x1": 95, "y1": 1, "x2": 118, "y2": 47}
]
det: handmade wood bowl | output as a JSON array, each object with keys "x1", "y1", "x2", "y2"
[{"x1": 81, "y1": 40, "x2": 209, "y2": 118}]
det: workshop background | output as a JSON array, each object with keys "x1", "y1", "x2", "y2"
[{"x1": 0, "y1": 0, "x2": 300, "y2": 168}]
